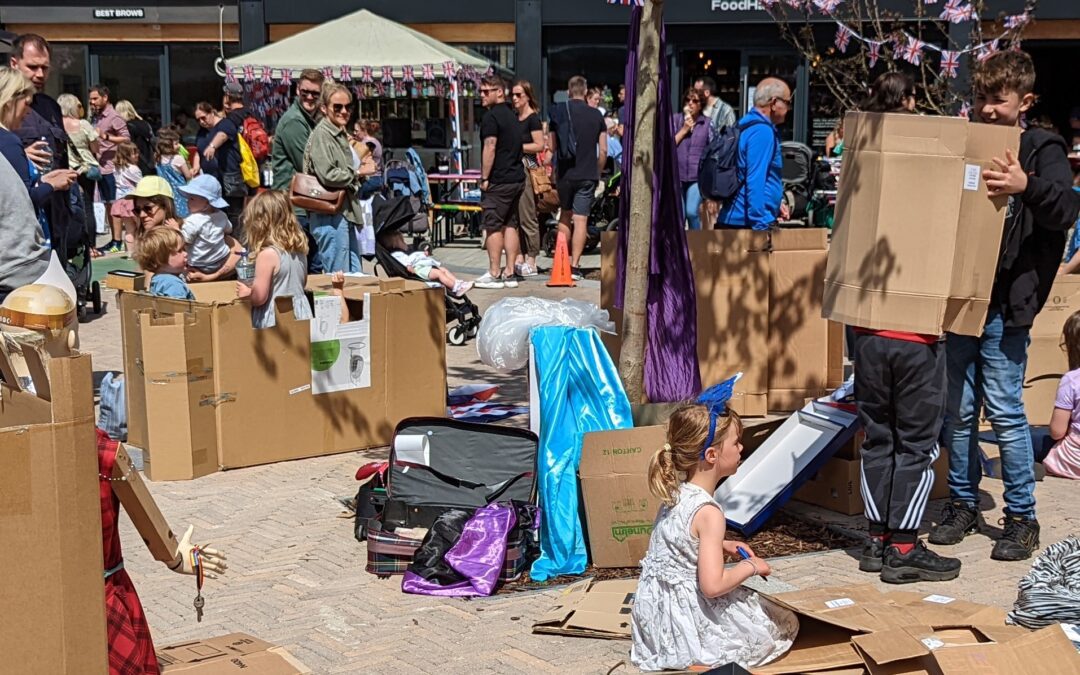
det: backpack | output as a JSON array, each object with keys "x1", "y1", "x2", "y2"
[
  {"x1": 697, "y1": 118, "x2": 772, "y2": 201},
  {"x1": 236, "y1": 133, "x2": 261, "y2": 188},
  {"x1": 241, "y1": 115, "x2": 270, "y2": 162},
  {"x1": 554, "y1": 102, "x2": 578, "y2": 163}
]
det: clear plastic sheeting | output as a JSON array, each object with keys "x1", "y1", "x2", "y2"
[
  {"x1": 529, "y1": 326, "x2": 633, "y2": 582},
  {"x1": 476, "y1": 297, "x2": 615, "y2": 371}
]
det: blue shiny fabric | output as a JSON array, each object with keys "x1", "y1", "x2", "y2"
[{"x1": 529, "y1": 326, "x2": 633, "y2": 581}]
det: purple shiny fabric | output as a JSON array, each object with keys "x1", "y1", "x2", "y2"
[
  {"x1": 401, "y1": 503, "x2": 517, "y2": 597},
  {"x1": 614, "y1": 6, "x2": 702, "y2": 403}
]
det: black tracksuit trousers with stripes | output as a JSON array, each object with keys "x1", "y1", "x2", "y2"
[{"x1": 854, "y1": 334, "x2": 945, "y2": 534}]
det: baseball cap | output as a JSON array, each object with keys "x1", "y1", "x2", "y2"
[
  {"x1": 125, "y1": 176, "x2": 175, "y2": 201},
  {"x1": 223, "y1": 81, "x2": 245, "y2": 97},
  {"x1": 177, "y1": 174, "x2": 229, "y2": 209}
]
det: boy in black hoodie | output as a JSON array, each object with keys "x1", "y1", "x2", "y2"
[{"x1": 931, "y1": 51, "x2": 1080, "y2": 561}]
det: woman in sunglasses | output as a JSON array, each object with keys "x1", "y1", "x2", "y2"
[
  {"x1": 302, "y1": 82, "x2": 364, "y2": 274},
  {"x1": 121, "y1": 176, "x2": 183, "y2": 262},
  {"x1": 673, "y1": 87, "x2": 711, "y2": 230}
]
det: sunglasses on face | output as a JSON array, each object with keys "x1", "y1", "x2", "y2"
[
  {"x1": 331, "y1": 103, "x2": 353, "y2": 113},
  {"x1": 480, "y1": 88, "x2": 499, "y2": 94},
  {"x1": 133, "y1": 203, "x2": 159, "y2": 216},
  {"x1": 298, "y1": 88, "x2": 320, "y2": 98},
  {"x1": 511, "y1": 92, "x2": 525, "y2": 98}
]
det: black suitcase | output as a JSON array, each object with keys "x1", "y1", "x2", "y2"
[{"x1": 382, "y1": 417, "x2": 539, "y2": 530}]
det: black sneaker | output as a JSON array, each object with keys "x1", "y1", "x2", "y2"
[
  {"x1": 859, "y1": 537, "x2": 886, "y2": 573},
  {"x1": 991, "y1": 515, "x2": 1040, "y2": 561},
  {"x1": 570, "y1": 267, "x2": 584, "y2": 281},
  {"x1": 880, "y1": 540, "x2": 961, "y2": 584},
  {"x1": 928, "y1": 501, "x2": 981, "y2": 545}
]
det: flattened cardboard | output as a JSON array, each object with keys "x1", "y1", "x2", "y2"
[
  {"x1": 0, "y1": 353, "x2": 108, "y2": 674},
  {"x1": 579, "y1": 426, "x2": 668, "y2": 567},
  {"x1": 157, "y1": 632, "x2": 311, "y2": 673},
  {"x1": 823, "y1": 112, "x2": 1019, "y2": 336},
  {"x1": 533, "y1": 577, "x2": 637, "y2": 639},
  {"x1": 794, "y1": 453, "x2": 948, "y2": 516},
  {"x1": 111, "y1": 443, "x2": 179, "y2": 563},
  {"x1": 1024, "y1": 276, "x2": 1080, "y2": 425},
  {"x1": 754, "y1": 616, "x2": 865, "y2": 674}
]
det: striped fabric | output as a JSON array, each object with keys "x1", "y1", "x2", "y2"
[
  {"x1": 365, "y1": 520, "x2": 531, "y2": 581},
  {"x1": 1008, "y1": 536, "x2": 1080, "y2": 628}
]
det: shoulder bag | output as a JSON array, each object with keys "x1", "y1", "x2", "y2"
[
  {"x1": 289, "y1": 173, "x2": 345, "y2": 215},
  {"x1": 528, "y1": 164, "x2": 560, "y2": 215}
]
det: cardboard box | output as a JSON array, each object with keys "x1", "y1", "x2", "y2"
[
  {"x1": 532, "y1": 577, "x2": 637, "y2": 639},
  {"x1": 794, "y1": 453, "x2": 949, "y2": 516},
  {"x1": 106, "y1": 269, "x2": 146, "y2": 292},
  {"x1": 157, "y1": 633, "x2": 311, "y2": 673},
  {"x1": 119, "y1": 276, "x2": 447, "y2": 477},
  {"x1": 579, "y1": 426, "x2": 668, "y2": 568},
  {"x1": 823, "y1": 112, "x2": 1020, "y2": 336},
  {"x1": 601, "y1": 230, "x2": 843, "y2": 416},
  {"x1": 1024, "y1": 276, "x2": 1080, "y2": 425},
  {"x1": 111, "y1": 443, "x2": 179, "y2": 562},
  {"x1": 0, "y1": 352, "x2": 108, "y2": 673}
]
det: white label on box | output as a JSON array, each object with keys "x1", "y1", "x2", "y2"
[
  {"x1": 963, "y1": 164, "x2": 981, "y2": 191},
  {"x1": 289, "y1": 384, "x2": 311, "y2": 395},
  {"x1": 921, "y1": 637, "x2": 946, "y2": 650},
  {"x1": 923, "y1": 594, "x2": 955, "y2": 604},
  {"x1": 394, "y1": 434, "x2": 431, "y2": 467},
  {"x1": 825, "y1": 598, "x2": 855, "y2": 609},
  {"x1": 311, "y1": 292, "x2": 371, "y2": 394}
]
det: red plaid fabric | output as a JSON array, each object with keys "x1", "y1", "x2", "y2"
[{"x1": 98, "y1": 430, "x2": 160, "y2": 674}]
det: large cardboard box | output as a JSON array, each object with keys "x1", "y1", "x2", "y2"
[
  {"x1": 0, "y1": 352, "x2": 109, "y2": 673},
  {"x1": 794, "y1": 453, "x2": 949, "y2": 516},
  {"x1": 579, "y1": 426, "x2": 669, "y2": 568},
  {"x1": 532, "y1": 577, "x2": 637, "y2": 639},
  {"x1": 601, "y1": 229, "x2": 843, "y2": 416},
  {"x1": 157, "y1": 633, "x2": 311, "y2": 673},
  {"x1": 823, "y1": 112, "x2": 1020, "y2": 336},
  {"x1": 120, "y1": 276, "x2": 446, "y2": 478},
  {"x1": 1024, "y1": 276, "x2": 1080, "y2": 425}
]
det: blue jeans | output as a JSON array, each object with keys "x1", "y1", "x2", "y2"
[
  {"x1": 945, "y1": 310, "x2": 1035, "y2": 518},
  {"x1": 295, "y1": 213, "x2": 322, "y2": 274},
  {"x1": 309, "y1": 211, "x2": 360, "y2": 274},
  {"x1": 683, "y1": 181, "x2": 702, "y2": 230}
]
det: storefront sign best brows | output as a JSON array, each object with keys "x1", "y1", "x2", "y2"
[{"x1": 92, "y1": 7, "x2": 146, "y2": 20}]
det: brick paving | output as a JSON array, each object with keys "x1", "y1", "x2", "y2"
[{"x1": 76, "y1": 241, "x2": 1078, "y2": 673}]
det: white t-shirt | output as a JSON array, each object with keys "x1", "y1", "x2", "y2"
[
  {"x1": 391, "y1": 250, "x2": 440, "y2": 269},
  {"x1": 181, "y1": 209, "x2": 233, "y2": 270}
]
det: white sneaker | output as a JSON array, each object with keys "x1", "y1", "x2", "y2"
[
  {"x1": 502, "y1": 274, "x2": 519, "y2": 289},
  {"x1": 473, "y1": 272, "x2": 504, "y2": 289},
  {"x1": 451, "y1": 280, "x2": 474, "y2": 298},
  {"x1": 515, "y1": 262, "x2": 538, "y2": 277}
]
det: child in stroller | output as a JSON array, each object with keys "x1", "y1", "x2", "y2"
[{"x1": 371, "y1": 194, "x2": 482, "y2": 346}]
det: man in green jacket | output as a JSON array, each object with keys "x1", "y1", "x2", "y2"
[{"x1": 270, "y1": 68, "x2": 324, "y2": 271}]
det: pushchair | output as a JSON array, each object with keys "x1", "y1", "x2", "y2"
[
  {"x1": 780, "y1": 141, "x2": 816, "y2": 226},
  {"x1": 382, "y1": 147, "x2": 433, "y2": 248},
  {"x1": 52, "y1": 186, "x2": 101, "y2": 321},
  {"x1": 370, "y1": 194, "x2": 481, "y2": 347}
]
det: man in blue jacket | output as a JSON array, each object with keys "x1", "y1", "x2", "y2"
[{"x1": 718, "y1": 77, "x2": 792, "y2": 230}]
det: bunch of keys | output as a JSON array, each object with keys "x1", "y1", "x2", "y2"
[{"x1": 191, "y1": 547, "x2": 205, "y2": 622}]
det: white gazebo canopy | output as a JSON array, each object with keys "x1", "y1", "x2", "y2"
[{"x1": 226, "y1": 8, "x2": 490, "y2": 78}]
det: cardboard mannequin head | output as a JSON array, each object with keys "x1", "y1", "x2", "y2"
[{"x1": 0, "y1": 284, "x2": 78, "y2": 356}]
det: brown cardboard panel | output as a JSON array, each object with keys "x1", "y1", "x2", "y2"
[
  {"x1": 106, "y1": 269, "x2": 146, "y2": 292},
  {"x1": 823, "y1": 112, "x2": 1019, "y2": 336},
  {"x1": 1023, "y1": 276, "x2": 1080, "y2": 425},
  {"x1": 794, "y1": 454, "x2": 949, "y2": 516},
  {"x1": 111, "y1": 443, "x2": 179, "y2": 563},
  {"x1": 533, "y1": 578, "x2": 637, "y2": 639},
  {"x1": 157, "y1": 632, "x2": 311, "y2": 673},
  {"x1": 0, "y1": 354, "x2": 108, "y2": 674},
  {"x1": 754, "y1": 616, "x2": 865, "y2": 674},
  {"x1": 579, "y1": 426, "x2": 668, "y2": 568}
]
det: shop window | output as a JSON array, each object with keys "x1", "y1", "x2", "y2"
[
  {"x1": 452, "y1": 44, "x2": 515, "y2": 72},
  {"x1": 43, "y1": 44, "x2": 87, "y2": 105},
  {"x1": 683, "y1": 50, "x2": 742, "y2": 117},
  {"x1": 170, "y1": 43, "x2": 240, "y2": 124},
  {"x1": 546, "y1": 44, "x2": 628, "y2": 110},
  {"x1": 746, "y1": 54, "x2": 799, "y2": 142}
]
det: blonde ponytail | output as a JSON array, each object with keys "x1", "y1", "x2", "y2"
[{"x1": 648, "y1": 444, "x2": 681, "y2": 506}]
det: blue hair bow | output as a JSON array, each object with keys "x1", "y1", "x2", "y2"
[{"x1": 696, "y1": 372, "x2": 743, "y2": 457}]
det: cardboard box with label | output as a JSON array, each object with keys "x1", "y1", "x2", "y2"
[
  {"x1": 0, "y1": 352, "x2": 108, "y2": 673},
  {"x1": 119, "y1": 275, "x2": 446, "y2": 480},
  {"x1": 1023, "y1": 276, "x2": 1080, "y2": 425},
  {"x1": 601, "y1": 229, "x2": 843, "y2": 416},
  {"x1": 823, "y1": 112, "x2": 1020, "y2": 336},
  {"x1": 532, "y1": 577, "x2": 637, "y2": 639},
  {"x1": 157, "y1": 633, "x2": 311, "y2": 673},
  {"x1": 794, "y1": 452, "x2": 949, "y2": 516},
  {"x1": 579, "y1": 425, "x2": 668, "y2": 568}
]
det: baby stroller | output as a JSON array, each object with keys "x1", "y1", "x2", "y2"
[
  {"x1": 780, "y1": 141, "x2": 816, "y2": 226},
  {"x1": 52, "y1": 187, "x2": 101, "y2": 321},
  {"x1": 383, "y1": 147, "x2": 433, "y2": 248},
  {"x1": 370, "y1": 194, "x2": 481, "y2": 347}
]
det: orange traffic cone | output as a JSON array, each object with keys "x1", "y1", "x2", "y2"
[{"x1": 547, "y1": 231, "x2": 575, "y2": 287}]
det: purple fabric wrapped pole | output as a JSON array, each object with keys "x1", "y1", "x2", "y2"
[{"x1": 614, "y1": 4, "x2": 701, "y2": 403}]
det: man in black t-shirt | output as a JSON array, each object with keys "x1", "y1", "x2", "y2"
[
  {"x1": 550, "y1": 75, "x2": 607, "y2": 279},
  {"x1": 202, "y1": 82, "x2": 248, "y2": 230},
  {"x1": 476, "y1": 75, "x2": 525, "y2": 290}
]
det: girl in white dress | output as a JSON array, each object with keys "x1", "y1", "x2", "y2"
[{"x1": 631, "y1": 403, "x2": 799, "y2": 671}]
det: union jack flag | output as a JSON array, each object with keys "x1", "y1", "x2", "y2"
[
  {"x1": 422, "y1": 64, "x2": 435, "y2": 80},
  {"x1": 281, "y1": 68, "x2": 293, "y2": 83},
  {"x1": 381, "y1": 66, "x2": 394, "y2": 81},
  {"x1": 322, "y1": 66, "x2": 334, "y2": 80},
  {"x1": 901, "y1": 37, "x2": 924, "y2": 65},
  {"x1": 402, "y1": 65, "x2": 415, "y2": 82},
  {"x1": 260, "y1": 66, "x2": 273, "y2": 84},
  {"x1": 976, "y1": 39, "x2": 1000, "y2": 62},
  {"x1": 940, "y1": 0, "x2": 974, "y2": 23},
  {"x1": 867, "y1": 40, "x2": 882, "y2": 68},
  {"x1": 361, "y1": 66, "x2": 373, "y2": 83},
  {"x1": 784, "y1": 0, "x2": 803, "y2": 8},
  {"x1": 353, "y1": 85, "x2": 364, "y2": 101},
  {"x1": 939, "y1": 50, "x2": 960, "y2": 78},
  {"x1": 443, "y1": 61, "x2": 456, "y2": 79},
  {"x1": 606, "y1": 0, "x2": 644, "y2": 5},
  {"x1": 339, "y1": 65, "x2": 352, "y2": 81},
  {"x1": 225, "y1": 68, "x2": 238, "y2": 84},
  {"x1": 761, "y1": 0, "x2": 778, "y2": 7},
  {"x1": 958, "y1": 102, "x2": 972, "y2": 119},
  {"x1": 243, "y1": 65, "x2": 255, "y2": 81},
  {"x1": 1004, "y1": 13, "x2": 1030, "y2": 29},
  {"x1": 435, "y1": 81, "x2": 447, "y2": 98},
  {"x1": 813, "y1": 0, "x2": 842, "y2": 13},
  {"x1": 835, "y1": 24, "x2": 853, "y2": 52},
  {"x1": 375, "y1": 80, "x2": 387, "y2": 96}
]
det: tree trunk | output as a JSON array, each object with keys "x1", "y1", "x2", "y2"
[{"x1": 619, "y1": 0, "x2": 663, "y2": 404}]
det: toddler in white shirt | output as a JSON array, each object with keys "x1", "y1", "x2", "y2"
[{"x1": 177, "y1": 174, "x2": 235, "y2": 274}]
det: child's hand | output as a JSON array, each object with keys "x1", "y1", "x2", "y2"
[
  {"x1": 752, "y1": 558, "x2": 773, "y2": 577},
  {"x1": 983, "y1": 149, "x2": 1029, "y2": 197},
  {"x1": 331, "y1": 271, "x2": 345, "y2": 289},
  {"x1": 724, "y1": 541, "x2": 756, "y2": 558},
  {"x1": 235, "y1": 281, "x2": 252, "y2": 299}
]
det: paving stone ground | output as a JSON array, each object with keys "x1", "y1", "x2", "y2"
[{"x1": 78, "y1": 239, "x2": 1078, "y2": 673}]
